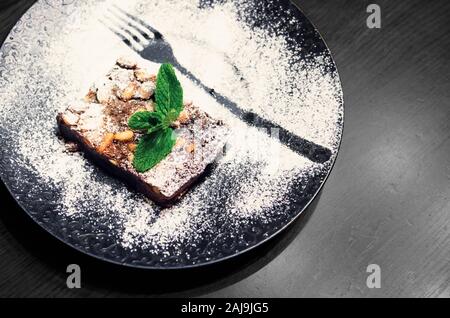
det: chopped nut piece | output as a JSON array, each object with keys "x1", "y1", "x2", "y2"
[
  {"x1": 186, "y1": 143, "x2": 196, "y2": 153},
  {"x1": 178, "y1": 110, "x2": 190, "y2": 124},
  {"x1": 96, "y1": 80, "x2": 117, "y2": 104},
  {"x1": 134, "y1": 68, "x2": 154, "y2": 82},
  {"x1": 119, "y1": 82, "x2": 138, "y2": 101},
  {"x1": 175, "y1": 137, "x2": 186, "y2": 148},
  {"x1": 137, "y1": 86, "x2": 152, "y2": 100},
  {"x1": 109, "y1": 159, "x2": 118, "y2": 166},
  {"x1": 135, "y1": 81, "x2": 155, "y2": 100},
  {"x1": 127, "y1": 143, "x2": 137, "y2": 152},
  {"x1": 114, "y1": 130, "x2": 134, "y2": 142},
  {"x1": 116, "y1": 56, "x2": 137, "y2": 69},
  {"x1": 107, "y1": 67, "x2": 135, "y2": 89},
  {"x1": 97, "y1": 133, "x2": 115, "y2": 153},
  {"x1": 128, "y1": 153, "x2": 134, "y2": 162}
]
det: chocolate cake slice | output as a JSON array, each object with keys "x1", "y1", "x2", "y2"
[{"x1": 57, "y1": 57, "x2": 229, "y2": 207}]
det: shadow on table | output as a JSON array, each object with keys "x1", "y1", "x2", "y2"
[{"x1": 0, "y1": 180, "x2": 320, "y2": 297}]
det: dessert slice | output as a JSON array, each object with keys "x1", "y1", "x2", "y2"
[{"x1": 57, "y1": 57, "x2": 228, "y2": 207}]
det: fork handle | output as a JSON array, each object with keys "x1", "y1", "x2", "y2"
[{"x1": 171, "y1": 61, "x2": 332, "y2": 164}]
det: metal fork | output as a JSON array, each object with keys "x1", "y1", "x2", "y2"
[{"x1": 101, "y1": 5, "x2": 332, "y2": 164}]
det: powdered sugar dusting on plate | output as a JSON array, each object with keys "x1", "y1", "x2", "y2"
[{"x1": 0, "y1": 0, "x2": 343, "y2": 263}]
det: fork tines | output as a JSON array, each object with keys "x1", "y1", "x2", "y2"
[{"x1": 100, "y1": 4, "x2": 162, "y2": 53}]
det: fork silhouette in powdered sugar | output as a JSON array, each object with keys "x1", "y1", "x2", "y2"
[{"x1": 100, "y1": 4, "x2": 332, "y2": 164}]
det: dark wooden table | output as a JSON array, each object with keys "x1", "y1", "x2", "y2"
[{"x1": 0, "y1": 0, "x2": 449, "y2": 298}]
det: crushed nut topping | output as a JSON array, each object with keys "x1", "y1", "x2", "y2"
[
  {"x1": 97, "y1": 132, "x2": 115, "y2": 153},
  {"x1": 114, "y1": 130, "x2": 134, "y2": 142},
  {"x1": 116, "y1": 56, "x2": 137, "y2": 69}
]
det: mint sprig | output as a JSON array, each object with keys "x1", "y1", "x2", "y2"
[{"x1": 128, "y1": 63, "x2": 183, "y2": 173}]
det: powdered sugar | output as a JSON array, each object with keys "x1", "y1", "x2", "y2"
[{"x1": 0, "y1": 0, "x2": 343, "y2": 263}]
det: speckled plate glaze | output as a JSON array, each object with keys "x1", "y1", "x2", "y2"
[{"x1": 0, "y1": 0, "x2": 343, "y2": 269}]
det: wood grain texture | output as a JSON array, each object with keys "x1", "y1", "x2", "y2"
[{"x1": 0, "y1": 0, "x2": 449, "y2": 297}]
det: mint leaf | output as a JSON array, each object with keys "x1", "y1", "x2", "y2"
[
  {"x1": 129, "y1": 63, "x2": 185, "y2": 173},
  {"x1": 155, "y1": 63, "x2": 183, "y2": 122},
  {"x1": 128, "y1": 111, "x2": 164, "y2": 132},
  {"x1": 132, "y1": 128, "x2": 176, "y2": 173}
]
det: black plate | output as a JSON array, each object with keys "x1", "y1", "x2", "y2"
[{"x1": 0, "y1": 0, "x2": 343, "y2": 269}]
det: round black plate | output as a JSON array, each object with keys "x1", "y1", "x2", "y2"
[{"x1": 0, "y1": 0, "x2": 343, "y2": 269}]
